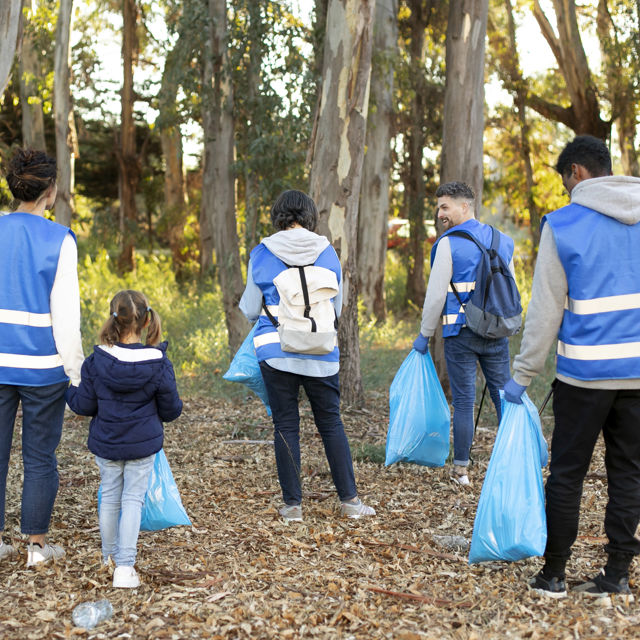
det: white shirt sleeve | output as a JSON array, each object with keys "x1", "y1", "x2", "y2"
[
  {"x1": 419, "y1": 236, "x2": 453, "y2": 337},
  {"x1": 50, "y1": 233, "x2": 84, "y2": 385}
]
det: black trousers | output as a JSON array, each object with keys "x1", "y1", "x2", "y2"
[{"x1": 544, "y1": 380, "x2": 640, "y2": 573}]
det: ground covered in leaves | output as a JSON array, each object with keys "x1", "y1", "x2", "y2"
[{"x1": 1, "y1": 392, "x2": 639, "y2": 639}]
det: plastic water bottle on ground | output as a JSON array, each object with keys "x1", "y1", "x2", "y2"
[{"x1": 71, "y1": 599, "x2": 113, "y2": 629}]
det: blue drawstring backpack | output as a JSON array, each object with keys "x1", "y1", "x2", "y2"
[
  {"x1": 468, "y1": 392, "x2": 548, "y2": 564},
  {"x1": 98, "y1": 449, "x2": 191, "y2": 531},
  {"x1": 385, "y1": 349, "x2": 450, "y2": 467},
  {"x1": 223, "y1": 324, "x2": 271, "y2": 415}
]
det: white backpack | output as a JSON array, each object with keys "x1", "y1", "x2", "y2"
[{"x1": 263, "y1": 265, "x2": 339, "y2": 355}]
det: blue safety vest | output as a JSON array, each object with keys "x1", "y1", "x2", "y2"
[
  {"x1": 0, "y1": 213, "x2": 74, "y2": 386},
  {"x1": 250, "y1": 243, "x2": 341, "y2": 362},
  {"x1": 544, "y1": 203, "x2": 640, "y2": 380},
  {"x1": 431, "y1": 219, "x2": 514, "y2": 337}
]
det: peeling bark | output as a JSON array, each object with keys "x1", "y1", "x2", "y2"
[
  {"x1": 309, "y1": 0, "x2": 375, "y2": 407},
  {"x1": 0, "y1": 0, "x2": 23, "y2": 96}
]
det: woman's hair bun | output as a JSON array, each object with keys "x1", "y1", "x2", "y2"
[{"x1": 5, "y1": 148, "x2": 56, "y2": 203}]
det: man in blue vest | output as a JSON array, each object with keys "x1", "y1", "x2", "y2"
[
  {"x1": 413, "y1": 181, "x2": 515, "y2": 486},
  {"x1": 505, "y1": 135, "x2": 640, "y2": 601}
]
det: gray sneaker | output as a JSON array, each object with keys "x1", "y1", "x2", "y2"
[
  {"x1": 27, "y1": 542, "x2": 65, "y2": 567},
  {"x1": 341, "y1": 498, "x2": 376, "y2": 519},
  {"x1": 0, "y1": 539, "x2": 17, "y2": 561},
  {"x1": 279, "y1": 504, "x2": 303, "y2": 522}
]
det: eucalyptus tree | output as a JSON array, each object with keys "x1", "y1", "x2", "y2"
[
  {"x1": 0, "y1": 1, "x2": 23, "y2": 99},
  {"x1": 309, "y1": 0, "x2": 376, "y2": 407},
  {"x1": 358, "y1": 0, "x2": 398, "y2": 322}
]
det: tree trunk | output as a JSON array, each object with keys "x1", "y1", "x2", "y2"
[
  {"x1": 202, "y1": 0, "x2": 249, "y2": 353},
  {"x1": 19, "y1": 0, "x2": 46, "y2": 151},
  {"x1": 0, "y1": 0, "x2": 23, "y2": 97},
  {"x1": 358, "y1": 0, "x2": 397, "y2": 321},
  {"x1": 309, "y1": 0, "x2": 375, "y2": 408},
  {"x1": 405, "y1": 0, "x2": 429, "y2": 308},
  {"x1": 529, "y1": 0, "x2": 609, "y2": 139},
  {"x1": 117, "y1": 0, "x2": 140, "y2": 273},
  {"x1": 53, "y1": 0, "x2": 77, "y2": 227},
  {"x1": 158, "y1": 43, "x2": 188, "y2": 277},
  {"x1": 436, "y1": 0, "x2": 489, "y2": 395}
]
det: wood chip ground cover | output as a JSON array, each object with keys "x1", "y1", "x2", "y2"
[{"x1": 1, "y1": 394, "x2": 638, "y2": 639}]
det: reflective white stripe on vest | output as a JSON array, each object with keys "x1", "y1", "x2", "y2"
[
  {"x1": 565, "y1": 293, "x2": 640, "y2": 315},
  {"x1": 260, "y1": 305, "x2": 279, "y2": 317},
  {"x1": 557, "y1": 340, "x2": 640, "y2": 361},
  {"x1": 442, "y1": 306, "x2": 464, "y2": 325},
  {"x1": 0, "y1": 352, "x2": 63, "y2": 369},
  {"x1": 0, "y1": 309, "x2": 52, "y2": 327},
  {"x1": 253, "y1": 332, "x2": 281, "y2": 348},
  {"x1": 448, "y1": 281, "x2": 475, "y2": 294}
]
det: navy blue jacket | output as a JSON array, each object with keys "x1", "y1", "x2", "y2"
[{"x1": 66, "y1": 341, "x2": 183, "y2": 460}]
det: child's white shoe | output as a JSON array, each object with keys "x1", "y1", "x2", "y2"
[{"x1": 113, "y1": 565, "x2": 140, "y2": 588}]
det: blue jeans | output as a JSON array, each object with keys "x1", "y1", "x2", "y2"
[
  {"x1": 444, "y1": 328, "x2": 511, "y2": 465},
  {"x1": 0, "y1": 381, "x2": 68, "y2": 534},
  {"x1": 259, "y1": 362, "x2": 358, "y2": 505},
  {"x1": 96, "y1": 454, "x2": 154, "y2": 567}
]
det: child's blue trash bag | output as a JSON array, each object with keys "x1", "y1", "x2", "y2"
[
  {"x1": 98, "y1": 449, "x2": 191, "y2": 531},
  {"x1": 468, "y1": 391, "x2": 548, "y2": 564},
  {"x1": 223, "y1": 324, "x2": 271, "y2": 416},
  {"x1": 385, "y1": 349, "x2": 450, "y2": 467}
]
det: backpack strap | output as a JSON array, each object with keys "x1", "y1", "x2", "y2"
[
  {"x1": 445, "y1": 228, "x2": 490, "y2": 306},
  {"x1": 296, "y1": 266, "x2": 317, "y2": 333},
  {"x1": 262, "y1": 297, "x2": 279, "y2": 328}
]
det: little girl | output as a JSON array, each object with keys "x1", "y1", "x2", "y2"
[{"x1": 66, "y1": 290, "x2": 182, "y2": 588}]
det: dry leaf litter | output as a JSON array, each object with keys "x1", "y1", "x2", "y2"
[{"x1": 0, "y1": 393, "x2": 638, "y2": 639}]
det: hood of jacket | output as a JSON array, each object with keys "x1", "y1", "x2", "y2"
[
  {"x1": 261, "y1": 228, "x2": 330, "y2": 266},
  {"x1": 571, "y1": 175, "x2": 640, "y2": 225},
  {"x1": 91, "y1": 341, "x2": 167, "y2": 393}
]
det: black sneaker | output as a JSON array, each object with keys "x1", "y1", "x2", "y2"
[
  {"x1": 529, "y1": 571, "x2": 568, "y2": 599},
  {"x1": 573, "y1": 570, "x2": 634, "y2": 602}
]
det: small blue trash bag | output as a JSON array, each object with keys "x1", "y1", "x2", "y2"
[
  {"x1": 97, "y1": 449, "x2": 191, "y2": 531},
  {"x1": 223, "y1": 324, "x2": 272, "y2": 416},
  {"x1": 385, "y1": 349, "x2": 451, "y2": 467},
  {"x1": 468, "y1": 391, "x2": 548, "y2": 564}
]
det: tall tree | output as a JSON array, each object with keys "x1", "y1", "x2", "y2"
[
  {"x1": 309, "y1": 0, "x2": 375, "y2": 407},
  {"x1": 19, "y1": 0, "x2": 46, "y2": 151},
  {"x1": 54, "y1": 0, "x2": 76, "y2": 227},
  {"x1": 529, "y1": 0, "x2": 609, "y2": 139},
  {"x1": 357, "y1": 0, "x2": 398, "y2": 321},
  {"x1": 201, "y1": 0, "x2": 248, "y2": 352},
  {"x1": 0, "y1": 0, "x2": 23, "y2": 97},
  {"x1": 117, "y1": 0, "x2": 141, "y2": 272}
]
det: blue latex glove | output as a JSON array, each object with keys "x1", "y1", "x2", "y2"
[
  {"x1": 504, "y1": 378, "x2": 527, "y2": 404},
  {"x1": 412, "y1": 333, "x2": 429, "y2": 354}
]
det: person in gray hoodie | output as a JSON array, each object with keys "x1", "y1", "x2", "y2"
[
  {"x1": 504, "y1": 135, "x2": 640, "y2": 601},
  {"x1": 239, "y1": 190, "x2": 375, "y2": 523}
]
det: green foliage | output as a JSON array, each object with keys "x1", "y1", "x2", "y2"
[{"x1": 352, "y1": 443, "x2": 386, "y2": 465}]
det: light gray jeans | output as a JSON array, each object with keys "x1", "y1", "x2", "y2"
[{"x1": 95, "y1": 454, "x2": 154, "y2": 567}]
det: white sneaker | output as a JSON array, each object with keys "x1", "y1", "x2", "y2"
[
  {"x1": 451, "y1": 465, "x2": 471, "y2": 487},
  {"x1": 279, "y1": 504, "x2": 303, "y2": 522},
  {"x1": 0, "y1": 539, "x2": 17, "y2": 561},
  {"x1": 341, "y1": 498, "x2": 376, "y2": 519},
  {"x1": 26, "y1": 542, "x2": 65, "y2": 567},
  {"x1": 113, "y1": 565, "x2": 140, "y2": 588}
]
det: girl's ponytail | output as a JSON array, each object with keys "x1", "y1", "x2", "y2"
[
  {"x1": 145, "y1": 307, "x2": 162, "y2": 346},
  {"x1": 99, "y1": 313, "x2": 121, "y2": 346}
]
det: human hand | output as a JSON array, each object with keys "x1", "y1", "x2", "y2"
[
  {"x1": 412, "y1": 333, "x2": 429, "y2": 354},
  {"x1": 504, "y1": 378, "x2": 527, "y2": 404}
]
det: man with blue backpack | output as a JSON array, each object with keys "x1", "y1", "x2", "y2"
[
  {"x1": 506, "y1": 135, "x2": 640, "y2": 601},
  {"x1": 413, "y1": 181, "x2": 521, "y2": 486}
]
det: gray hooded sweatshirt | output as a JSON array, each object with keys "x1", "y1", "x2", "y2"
[
  {"x1": 239, "y1": 228, "x2": 343, "y2": 377},
  {"x1": 513, "y1": 175, "x2": 640, "y2": 389}
]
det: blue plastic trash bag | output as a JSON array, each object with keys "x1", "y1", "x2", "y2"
[
  {"x1": 468, "y1": 391, "x2": 548, "y2": 564},
  {"x1": 223, "y1": 324, "x2": 271, "y2": 416},
  {"x1": 385, "y1": 349, "x2": 450, "y2": 467},
  {"x1": 98, "y1": 449, "x2": 191, "y2": 531}
]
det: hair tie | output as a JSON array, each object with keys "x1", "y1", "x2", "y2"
[{"x1": 112, "y1": 312, "x2": 118, "y2": 318}]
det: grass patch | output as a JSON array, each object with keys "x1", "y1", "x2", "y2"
[{"x1": 352, "y1": 442, "x2": 386, "y2": 464}]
